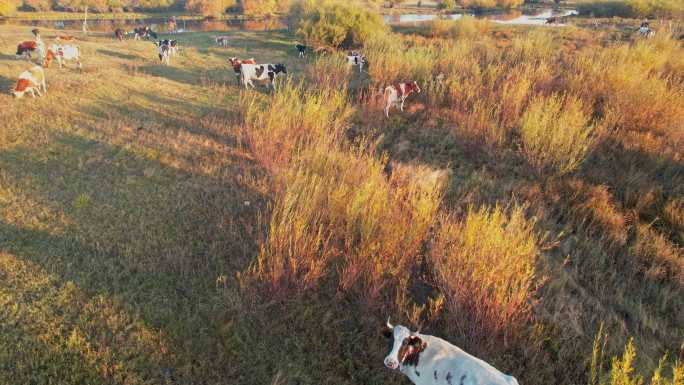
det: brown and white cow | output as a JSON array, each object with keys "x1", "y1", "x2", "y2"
[
  {"x1": 383, "y1": 319, "x2": 519, "y2": 385},
  {"x1": 228, "y1": 57, "x2": 256, "y2": 83},
  {"x1": 44, "y1": 44, "x2": 82, "y2": 69},
  {"x1": 11, "y1": 65, "x2": 47, "y2": 98},
  {"x1": 383, "y1": 81, "x2": 421, "y2": 117},
  {"x1": 16, "y1": 41, "x2": 43, "y2": 60}
]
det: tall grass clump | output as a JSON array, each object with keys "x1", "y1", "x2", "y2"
[
  {"x1": 589, "y1": 327, "x2": 684, "y2": 385},
  {"x1": 520, "y1": 94, "x2": 598, "y2": 176},
  {"x1": 304, "y1": 52, "x2": 352, "y2": 90},
  {"x1": 429, "y1": 16, "x2": 491, "y2": 40},
  {"x1": 240, "y1": 81, "x2": 352, "y2": 172},
  {"x1": 291, "y1": 0, "x2": 387, "y2": 49},
  {"x1": 430, "y1": 204, "x2": 541, "y2": 346},
  {"x1": 253, "y1": 147, "x2": 445, "y2": 305}
]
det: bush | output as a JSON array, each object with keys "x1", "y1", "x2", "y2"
[
  {"x1": 460, "y1": 0, "x2": 523, "y2": 10},
  {"x1": 576, "y1": 0, "x2": 684, "y2": 18},
  {"x1": 430, "y1": 204, "x2": 541, "y2": 346},
  {"x1": 293, "y1": 0, "x2": 388, "y2": 49},
  {"x1": 185, "y1": 0, "x2": 236, "y2": 16},
  {"x1": 22, "y1": 0, "x2": 52, "y2": 11},
  {"x1": 0, "y1": 0, "x2": 21, "y2": 15},
  {"x1": 520, "y1": 94, "x2": 597, "y2": 176},
  {"x1": 437, "y1": 0, "x2": 457, "y2": 11},
  {"x1": 429, "y1": 16, "x2": 491, "y2": 39}
]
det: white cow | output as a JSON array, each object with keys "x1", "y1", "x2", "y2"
[
  {"x1": 12, "y1": 65, "x2": 47, "y2": 98},
  {"x1": 347, "y1": 54, "x2": 367, "y2": 73},
  {"x1": 44, "y1": 44, "x2": 81, "y2": 69},
  {"x1": 239, "y1": 63, "x2": 287, "y2": 90},
  {"x1": 383, "y1": 319, "x2": 519, "y2": 385},
  {"x1": 383, "y1": 81, "x2": 421, "y2": 117}
]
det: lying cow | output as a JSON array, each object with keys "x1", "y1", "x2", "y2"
[
  {"x1": 296, "y1": 44, "x2": 308, "y2": 58},
  {"x1": 347, "y1": 54, "x2": 367, "y2": 72},
  {"x1": 228, "y1": 57, "x2": 256, "y2": 83},
  {"x1": 11, "y1": 65, "x2": 47, "y2": 98},
  {"x1": 114, "y1": 28, "x2": 125, "y2": 41},
  {"x1": 240, "y1": 63, "x2": 287, "y2": 90},
  {"x1": 44, "y1": 44, "x2": 82, "y2": 69},
  {"x1": 215, "y1": 36, "x2": 229, "y2": 47},
  {"x1": 383, "y1": 81, "x2": 421, "y2": 117},
  {"x1": 16, "y1": 41, "x2": 44, "y2": 61},
  {"x1": 383, "y1": 319, "x2": 519, "y2": 385}
]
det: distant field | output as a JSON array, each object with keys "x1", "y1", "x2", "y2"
[{"x1": 1, "y1": 14, "x2": 683, "y2": 385}]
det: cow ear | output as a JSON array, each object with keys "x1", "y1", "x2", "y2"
[{"x1": 382, "y1": 326, "x2": 393, "y2": 338}]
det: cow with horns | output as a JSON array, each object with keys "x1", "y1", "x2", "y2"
[{"x1": 383, "y1": 318, "x2": 519, "y2": 385}]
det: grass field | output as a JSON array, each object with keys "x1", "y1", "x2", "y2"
[{"x1": 1, "y1": 15, "x2": 683, "y2": 385}]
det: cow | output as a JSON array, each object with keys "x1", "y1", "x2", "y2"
[
  {"x1": 383, "y1": 81, "x2": 421, "y2": 117},
  {"x1": 11, "y1": 65, "x2": 47, "y2": 98},
  {"x1": 383, "y1": 319, "x2": 519, "y2": 385},
  {"x1": 16, "y1": 41, "x2": 44, "y2": 61},
  {"x1": 239, "y1": 63, "x2": 287, "y2": 90},
  {"x1": 347, "y1": 54, "x2": 367, "y2": 72},
  {"x1": 637, "y1": 22, "x2": 655, "y2": 38},
  {"x1": 44, "y1": 44, "x2": 82, "y2": 69},
  {"x1": 215, "y1": 36, "x2": 229, "y2": 47},
  {"x1": 158, "y1": 44, "x2": 170, "y2": 65},
  {"x1": 114, "y1": 28, "x2": 125, "y2": 41},
  {"x1": 228, "y1": 57, "x2": 256, "y2": 83},
  {"x1": 156, "y1": 39, "x2": 178, "y2": 55},
  {"x1": 134, "y1": 26, "x2": 157, "y2": 41},
  {"x1": 296, "y1": 44, "x2": 307, "y2": 58}
]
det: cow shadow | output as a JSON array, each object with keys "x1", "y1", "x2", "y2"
[
  {"x1": 96, "y1": 48, "x2": 142, "y2": 61},
  {"x1": 0, "y1": 75, "x2": 14, "y2": 93}
]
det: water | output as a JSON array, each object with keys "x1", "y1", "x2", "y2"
[
  {"x1": 0, "y1": 8, "x2": 577, "y2": 34},
  {"x1": 383, "y1": 8, "x2": 578, "y2": 26},
  {"x1": 0, "y1": 17, "x2": 287, "y2": 33}
]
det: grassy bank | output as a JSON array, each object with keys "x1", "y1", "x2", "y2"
[{"x1": 5, "y1": 10, "x2": 275, "y2": 20}]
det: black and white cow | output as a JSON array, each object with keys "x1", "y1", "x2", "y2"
[
  {"x1": 158, "y1": 44, "x2": 170, "y2": 65},
  {"x1": 240, "y1": 63, "x2": 287, "y2": 90},
  {"x1": 156, "y1": 39, "x2": 178, "y2": 55},
  {"x1": 383, "y1": 319, "x2": 519, "y2": 385},
  {"x1": 296, "y1": 44, "x2": 308, "y2": 58},
  {"x1": 134, "y1": 26, "x2": 158, "y2": 41},
  {"x1": 347, "y1": 53, "x2": 367, "y2": 72}
]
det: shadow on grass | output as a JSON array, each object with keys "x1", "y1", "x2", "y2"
[
  {"x1": 0, "y1": 75, "x2": 14, "y2": 94},
  {"x1": 0, "y1": 130, "x2": 267, "y2": 383}
]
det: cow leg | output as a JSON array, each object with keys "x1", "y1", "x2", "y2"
[{"x1": 400, "y1": 99, "x2": 405, "y2": 112}]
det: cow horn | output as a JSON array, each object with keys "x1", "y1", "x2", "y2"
[{"x1": 386, "y1": 316, "x2": 394, "y2": 330}]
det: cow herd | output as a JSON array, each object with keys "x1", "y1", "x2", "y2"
[{"x1": 9, "y1": 28, "x2": 422, "y2": 116}]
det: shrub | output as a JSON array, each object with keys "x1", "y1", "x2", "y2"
[
  {"x1": 185, "y1": 0, "x2": 236, "y2": 16},
  {"x1": 460, "y1": 0, "x2": 523, "y2": 10},
  {"x1": 23, "y1": 0, "x2": 52, "y2": 11},
  {"x1": 520, "y1": 94, "x2": 597, "y2": 176},
  {"x1": 437, "y1": 0, "x2": 457, "y2": 11},
  {"x1": 576, "y1": 0, "x2": 684, "y2": 18},
  {"x1": 293, "y1": 0, "x2": 388, "y2": 49},
  {"x1": 429, "y1": 16, "x2": 491, "y2": 39},
  {"x1": 430, "y1": 204, "x2": 541, "y2": 346},
  {"x1": 0, "y1": 0, "x2": 21, "y2": 15}
]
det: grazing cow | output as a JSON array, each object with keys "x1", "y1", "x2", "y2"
[
  {"x1": 383, "y1": 319, "x2": 519, "y2": 385},
  {"x1": 134, "y1": 26, "x2": 157, "y2": 41},
  {"x1": 296, "y1": 44, "x2": 307, "y2": 58},
  {"x1": 11, "y1": 65, "x2": 47, "y2": 98},
  {"x1": 115, "y1": 28, "x2": 125, "y2": 41},
  {"x1": 215, "y1": 36, "x2": 229, "y2": 47},
  {"x1": 228, "y1": 57, "x2": 256, "y2": 83},
  {"x1": 158, "y1": 44, "x2": 170, "y2": 65},
  {"x1": 347, "y1": 54, "x2": 367, "y2": 72},
  {"x1": 383, "y1": 81, "x2": 421, "y2": 117},
  {"x1": 239, "y1": 63, "x2": 287, "y2": 90},
  {"x1": 156, "y1": 39, "x2": 178, "y2": 55},
  {"x1": 545, "y1": 16, "x2": 560, "y2": 24},
  {"x1": 16, "y1": 41, "x2": 43, "y2": 60},
  {"x1": 44, "y1": 44, "x2": 82, "y2": 69}
]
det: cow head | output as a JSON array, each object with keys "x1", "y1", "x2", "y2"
[
  {"x1": 273, "y1": 63, "x2": 287, "y2": 74},
  {"x1": 43, "y1": 50, "x2": 55, "y2": 68},
  {"x1": 412, "y1": 81, "x2": 421, "y2": 94},
  {"x1": 12, "y1": 79, "x2": 31, "y2": 98},
  {"x1": 383, "y1": 318, "x2": 427, "y2": 370}
]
